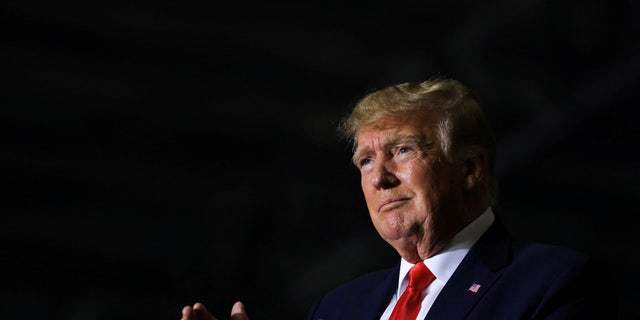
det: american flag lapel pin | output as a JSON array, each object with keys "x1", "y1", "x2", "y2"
[{"x1": 467, "y1": 282, "x2": 481, "y2": 293}]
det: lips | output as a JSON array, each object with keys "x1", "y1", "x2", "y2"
[{"x1": 378, "y1": 197, "x2": 410, "y2": 212}]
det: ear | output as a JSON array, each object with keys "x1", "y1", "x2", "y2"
[{"x1": 462, "y1": 150, "x2": 487, "y2": 191}]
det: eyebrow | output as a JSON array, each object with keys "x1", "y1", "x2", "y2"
[{"x1": 352, "y1": 134, "x2": 424, "y2": 165}]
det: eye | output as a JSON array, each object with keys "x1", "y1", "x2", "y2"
[
  {"x1": 398, "y1": 147, "x2": 411, "y2": 154},
  {"x1": 359, "y1": 157, "x2": 373, "y2": 167}
]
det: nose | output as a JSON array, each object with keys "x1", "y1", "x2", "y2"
[{"x1": 370, "y1": 159, "x2": 400, "y2": 190}]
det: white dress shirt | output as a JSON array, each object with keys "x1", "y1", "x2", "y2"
[{"x1": 380, "y1": 207, "x2": 495, "y2": 320}]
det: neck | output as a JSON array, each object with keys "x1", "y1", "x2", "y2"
[{"x1": 395, "y1": 202, "x2": 489, "y2": 263}]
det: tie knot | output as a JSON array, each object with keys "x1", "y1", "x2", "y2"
[
  {"x1": 407, "y1": 262, "x2": 436, "y2": 291},
  {"x1": 388, "y1": 263, "x2": 437, "y2": 320}
]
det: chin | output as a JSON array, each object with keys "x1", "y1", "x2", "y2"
[{"x1": 380, "y1": 225, "x2": 416, "y2": 243}]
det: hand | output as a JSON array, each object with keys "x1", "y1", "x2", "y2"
[{"x1": 181, "y1": 301, "x2": 249, "y2": 320}]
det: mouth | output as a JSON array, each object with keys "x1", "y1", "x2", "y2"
[{"x1": 378, "y1": 197, "x2": 410, "y2": 212}]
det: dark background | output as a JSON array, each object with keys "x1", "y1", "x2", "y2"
[{"x1": 3, "y1": 1, "x2": 639, "y2": 319}]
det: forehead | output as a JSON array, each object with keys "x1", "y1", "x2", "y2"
[{"x1": 355, "y1": 114, "x2": 438, "y2": 148}]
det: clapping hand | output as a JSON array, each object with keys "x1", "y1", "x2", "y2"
[{"x1": 181, "y1": 301, "x2": 249, "y2": 320}]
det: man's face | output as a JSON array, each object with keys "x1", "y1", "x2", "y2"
[{"x1": 353, "y1": 113, "x2": 466, "y2": 254}]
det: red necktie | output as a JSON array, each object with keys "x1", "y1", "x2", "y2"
[{"x1": 389, "y1": 262, "x2": 436, "y2": 320}]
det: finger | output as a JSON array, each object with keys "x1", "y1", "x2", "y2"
[
  {"x1": 193, "y1": 302, "x2": 217, "y2": 320},
  {"x1": 181, "y1": 306, "x2": 193, "y2": 320},
  {"x1": 230, "y1": 301, "x2": 249, "y2": 320}
]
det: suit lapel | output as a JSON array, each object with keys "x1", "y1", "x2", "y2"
[
  {"x1": 425, "y1": 221, "x2": 511, "y2": 319},
  {"x1": 341, "y1": 265, "x2": 399, "y2": 319}
]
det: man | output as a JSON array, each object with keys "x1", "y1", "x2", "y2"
[{"x1": 182, "y1": 78, "x2": 616, "y2": 320}]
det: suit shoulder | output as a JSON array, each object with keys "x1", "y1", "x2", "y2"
[
  {"x1": 507, "y1": 239, "x2": 609, "y2": 282},
  {"x1": 307, "y1": 266, "x2": 398, "y2": 320},
  {"x1": 511, "y1": 239, "x2": 593, "y2": 264},
  {"x1": 325, "y1": 266, "x2": 398, "y2": 296}
]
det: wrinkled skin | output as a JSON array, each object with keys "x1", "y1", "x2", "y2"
[{"x1": 353, "y1": 113, "x2": 487, "y2": 262}]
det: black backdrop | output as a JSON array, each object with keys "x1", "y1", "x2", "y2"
[{"x1": 3, "y1": 1, "x2": 639, "y2": 319}]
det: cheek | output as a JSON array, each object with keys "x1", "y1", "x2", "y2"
[
  {"x1": 401, "y1": 161, "x2": 431, "y2": 185},
  {"x1": 408, "y1": 179, "x2": 441, "y2": 218},
  {"x1": 361, "y1": 176, "x2": 378, "y2": 208},
  {"x1": 361, "y1": 186, "x2": 374, "y2": 207}
]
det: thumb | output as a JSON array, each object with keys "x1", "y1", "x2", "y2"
[{"x1": 230, "y1": 301, "x2": 249, "y2": 320}]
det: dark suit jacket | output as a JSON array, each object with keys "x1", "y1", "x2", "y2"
[{"x1": 307, "y1": 221, "x2": 617, "y2": 320}]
